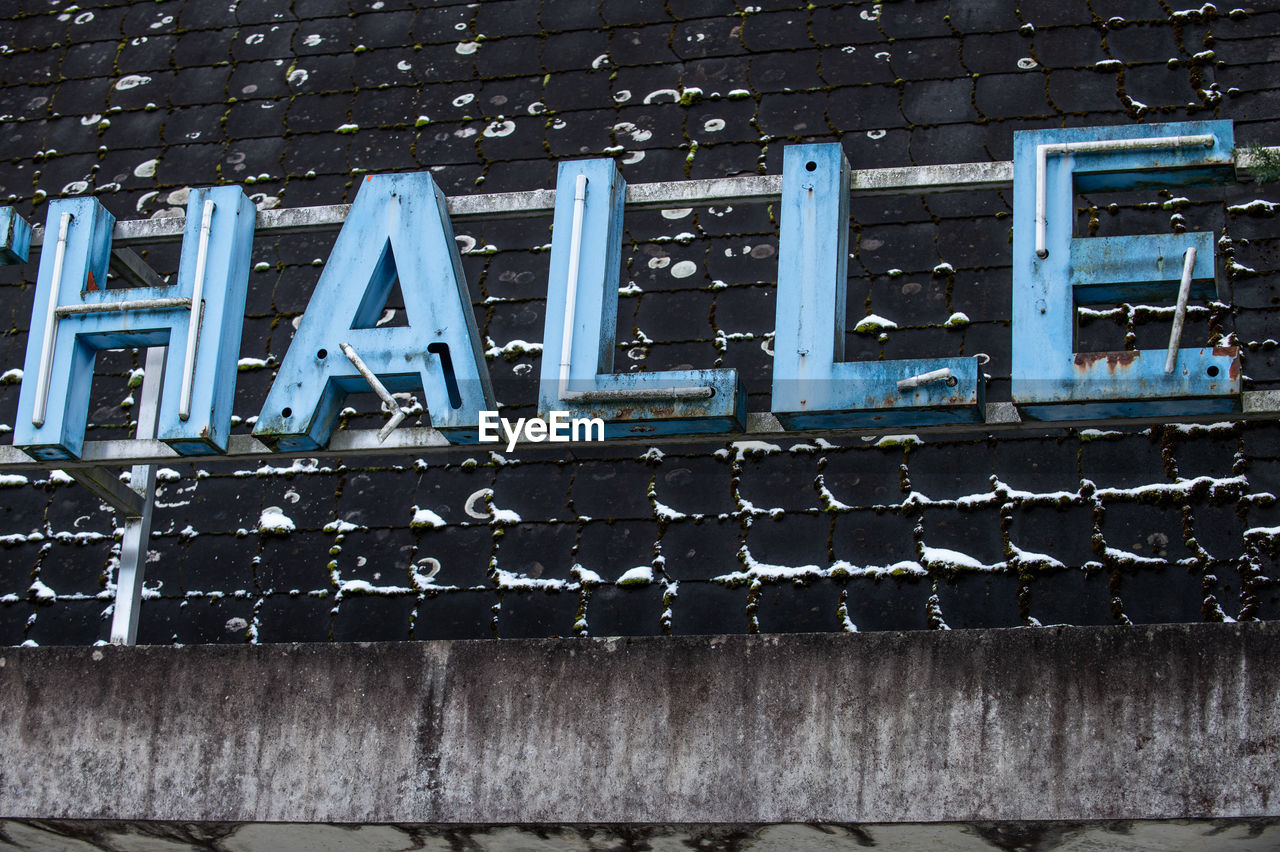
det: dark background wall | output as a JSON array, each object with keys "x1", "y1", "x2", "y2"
[{"x1": 0, "y1": 0, "x2": 1278, "y2": 646}]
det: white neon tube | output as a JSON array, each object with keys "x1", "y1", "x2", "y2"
[
  {"x1": 179, "y1": 198, "x2": 215, "y2": 421},
  {"x1": 32, "y1": 212, "x2": 73, "y2": 428},
  {"x1": 55, "y1": 297, "x2": 191, "y2": 316},
  {"x1": 558, "y1": 173, "x2": 588, "y2": 401},
  {"x1": 1165, "y1": 246, "x2": 1198, "y2": 374},
  {"x1": 1035, "y1": 134, "x2": 1215, "y2": 259},
  {"x1": 896, "y1": 367, "x2": 956, "y2": 392}
]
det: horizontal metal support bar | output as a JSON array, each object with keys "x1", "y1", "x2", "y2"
[
  {"x1": 0, "y1": 392, "x2": 1277, "y2": 471},
  {"x1": 18, "y1": 145, "x2": 1278, "y2": 250},
  {"x1": 54, "y1": 297, "x2": 191, "y2": 317},
  {"x1": 108, "y1": 248, "x2": 168, "y2": 289}
]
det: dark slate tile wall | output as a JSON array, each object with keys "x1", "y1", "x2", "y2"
[{"x1": 0, "y1": 0, "x2": 1279, "y2": 645}]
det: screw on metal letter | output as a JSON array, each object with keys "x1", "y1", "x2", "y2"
[
  {"x1": 770, "y1": 143, "x2": 984, "y2": 429},
  {"x1": 1011, "y1": 120, "x2": 1239, "y2": 421}
]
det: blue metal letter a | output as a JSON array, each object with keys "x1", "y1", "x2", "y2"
[{"x1": 254, "y1": 172, "x2": 494, "y2": 450}]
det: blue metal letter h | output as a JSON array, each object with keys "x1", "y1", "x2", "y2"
[{"x1": 14, "y1": 188, "x2": 256, "y2": 460}]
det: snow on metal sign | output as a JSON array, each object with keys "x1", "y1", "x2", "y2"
[{"x1": 0, "y1": 119, "x2": 1266, "y2": 468}]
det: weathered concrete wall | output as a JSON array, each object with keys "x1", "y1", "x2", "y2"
[{"x1": 0, "y1": 624, "x2": 1277, "y2": 825}]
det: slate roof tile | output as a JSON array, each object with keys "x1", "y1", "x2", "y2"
[
  {"x1": 223, "y1": 99, "x2": 284, "y2": 140},
  {"x1": 537, "y1": 0, "x2": 605, "y2": 33},
  {"x1": 578, "y1": 520, "x2": 659, "y2": 583},
  {"x1": 660, "y1": 520, "x2": 740, "y2": 582},
  {"x1": 974, "y1": 70, "x2": 1055, "y2": 120},
  {"x1": 665, "y1": 581, "x2": 751, "y2": 634},
  {"x1": 607, "y1": 24, "x2": 680, "y2": 67},
  {"x1": 684, "y1": 140, "x2": 760, "y2": 179},
  {"x1": 290, "y1": 16, "x2": 354, "y2": 55},
  {"x1": 950, "y1": 4, "x2": 1028, "y2": 35},
  {"x1": 1044, "y1": 67, "x2": 1124, "y2": 113},
  {"x1": 959, "y1": 30, "x2": 1036, "y2": 74},
  {"x1": 600, "y1": 0, "x2": 674, "y2": 28},
  {"x1": 1123, "y1": 62, "x2": 1205, "y2": 110},
  {"x1": 495, "y1": 588, "x2": 578, "y2": 639},
  {"x1": 353, "y1": 47, "x2": 420, "y2": 87},
  {"x1": 543, "y1": 110, "x2": 614, "y2": 156},
  {"x1": 295, "y1": 51, "x2": 356, "y2": 91},
  {"x1": 670, "y1": 16, "x2": 747, "y2": 61},
  {"x1": 418, "y1": 43, "x2": 480, "y2": 84},
  {"x1": 807, "y1": 4, "x2": 892, "y2": 46},
  {"x1": 1105, "y1": 21, "x2": 1184, "y2": 65},
  {"x1": 747, "y1": 51, "x2": 826, "y2": 92},
  {"x1": 25, "y1": 598, "x2": 110, "y2": 646},
  {"x1": 584, "y1": 585, "x2": 668, "y2": 637},
  {"x1": 818, "y1": 46, "x2": 900, "y2": 87},
  {"x1": 472, "y1": 0, "x2": 541, "y2": 39},
  {"x1": 162, "y1": 65, "x2": 231, "y2": 107},
  {"x1": 411, "y1": 589, "x2": 499, "y2": 641},
  {"x1": 739, "y1": 10, "x2": 812, "y2": 53},
  {"x1": 59, "y1": 41, "x2": 120, "y2": 80},
  {"x1": 249, "y1": 595, "x2": 331, "y2": 643},
  {"x1": 933, "y1": 574, "x2": 1029, "y2": 630},
  {"x1": 1030, "y1": 25, "x2": 1110, "y2": 69},
  {"x1": 759, "y1": 581, "x2": 848, "y2": 634},
  {"x1": 891, "y1": 37, "x2": 972, "y2": 81},
  {"x1": 746, "y1": 511, "x2": 830, "y2": 566},
  {"x1": 285, "y1": 91, "x2": 350, "y2": 133},
  {"x1": 2, "y1": 49, "x2": 61, "y2": 87},
  {"x1": 473, "y1": 75, "x2": 545, "y2": 117},
  {"x1": 347, "y1": 84, "x2": 416, "y2": 126},
  {"x1": 109, "y1": 71, "x2": 175, "y2": 110},
  {"x1": 1092, "y1": 0, "x2": 1173, "y2": 23},
  {"x1": 830, "y1": 507, "x2": 920, "y2": 565},
  {"x1": 351, "y1": 8, "x2": 415, "y2": 49},
  {"x1": 908, "y1": 121, "x2": 992, "y2": 165},
  {"x1": 347, "y1": 129, "x2": 419, "y2": 172},
  {"x1": 755, "y1": 90, "x2": 830, "y2": 137},
  {"x1": 411, "y1": 4, "x2": 477, "y2": 46}
]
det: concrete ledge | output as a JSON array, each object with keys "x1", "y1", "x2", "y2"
[{"x1": 1, "y1": 624, "x2": 1277, "y2": 825}]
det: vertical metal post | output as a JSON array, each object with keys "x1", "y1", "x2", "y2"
[{"x1": 110, "y1": 345, "x2": 165, "y2": 645}]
